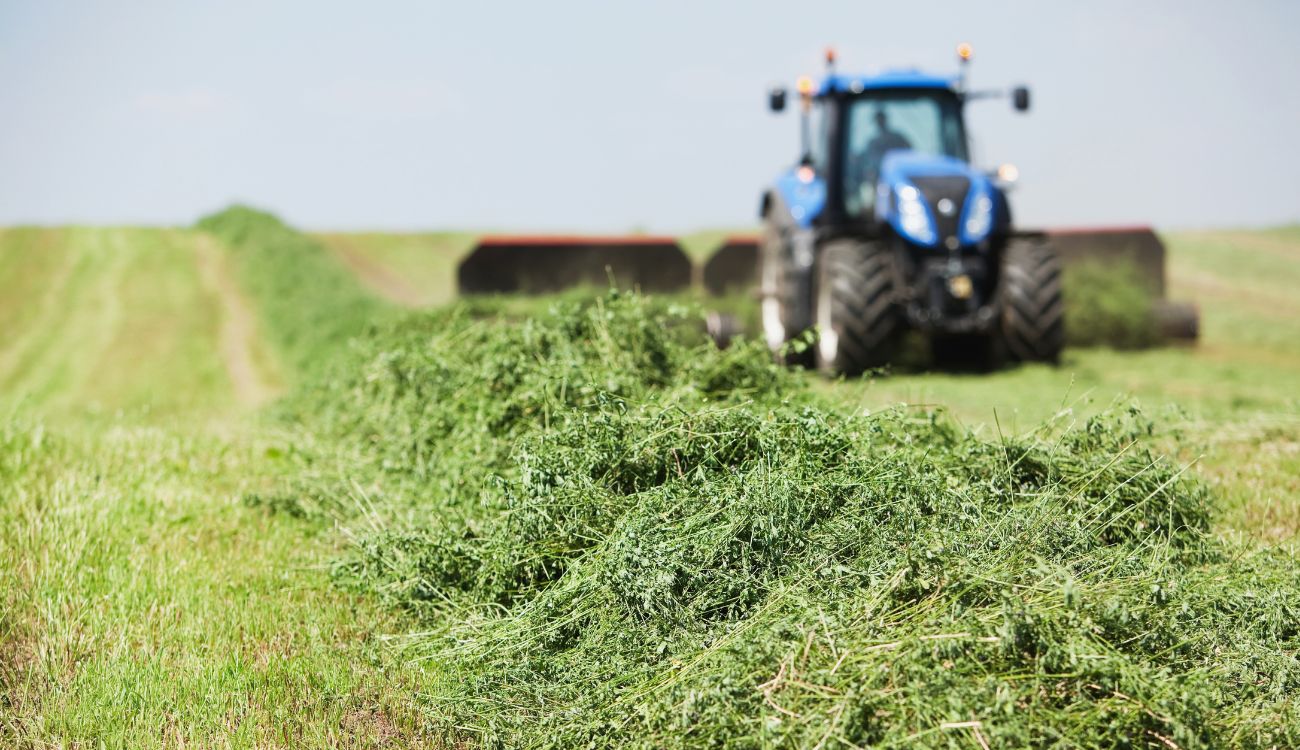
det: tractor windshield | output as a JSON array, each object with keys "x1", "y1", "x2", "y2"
[{"x1": 843, "y1": 90, "x2": 968, "y2": 217}]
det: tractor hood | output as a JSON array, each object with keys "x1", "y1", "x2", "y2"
[{"x1": 875, "y1": 152, "x2": 999, "y2": 249}]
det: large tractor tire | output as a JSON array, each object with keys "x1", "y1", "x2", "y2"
[
  {"x1": 813, "y1": 239, "x2": 900, "y2": 375},
  {"x1": 1000, "y1": 238, "x2": 1065, "y2": 363},
  {"x1": 758, "y1": 222, "x2": 812, "y2": 365}
]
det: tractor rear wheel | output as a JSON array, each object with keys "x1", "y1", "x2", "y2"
[
  {"x1": 1000, "y1": 238, "x2": 1065, "y2": 363},
  {"x1": 813, "y1": 239, "x2": 900, "y2": 375},
  {"x1": 759, "y1": 221, "x2": 812, "y2": 365}
]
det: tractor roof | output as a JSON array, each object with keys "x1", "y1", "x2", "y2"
[{"x1": 817, "y1": 70, "x2": 958, "y2": 96}]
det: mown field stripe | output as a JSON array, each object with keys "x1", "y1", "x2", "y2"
[
  {"x1": 0, "y1": 228, "x2": 81, "y2": 395},
  {"x1": 0, "y1": 229, "x2": 111, "y2": 407},
  {"x1": 0, "y1": 228, "x2": 281, "y2": 420},
  {"x1": 61, "y1": 227, "x2": 129, "y2": 410},
  {"x1": 193, "y1": 231, "x2": 281, "y2": 407}
]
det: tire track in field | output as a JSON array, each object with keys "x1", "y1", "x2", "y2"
[{"x1": 193, "y1": 234, "x2": 278, "y2": 407}]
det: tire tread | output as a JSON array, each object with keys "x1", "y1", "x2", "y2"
[{"x1": 1001, "y1": 239, "x2": 1065, "y2": 363}]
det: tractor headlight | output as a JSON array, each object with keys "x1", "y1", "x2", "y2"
[
  {"x1": 895, "y1": 185, "x2": 936, "y2": 245},
  {"x1": 962, "y1": 192, "x2": 994, "y2": 243}
]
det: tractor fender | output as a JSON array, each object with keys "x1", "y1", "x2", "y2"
[{"x1": 771, "y1": 169, "x2": 826, "y2": 228}]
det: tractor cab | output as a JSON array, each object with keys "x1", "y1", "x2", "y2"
[
  {"x1": 807, "y1": 73, "x2": 972, "y2": 224},
  {"x1": 760, "y1": 46, "x2": 1061, "y2": 374}
]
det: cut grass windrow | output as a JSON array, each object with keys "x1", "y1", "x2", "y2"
[{"x1": 256, "y1": 290, "x2": 1299, "y2": 749}]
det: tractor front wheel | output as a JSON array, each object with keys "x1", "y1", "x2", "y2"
[
  {"x1": 1000, "y1": 238, "x2": 1065, "y2": 363},
  {"x1": 813, "y1": 239, "x2": 900, "y2": 375}
]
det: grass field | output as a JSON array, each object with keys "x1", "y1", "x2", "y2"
[
  {"x1": 2, "y1": 216, "x2": 1297, "y2": 747},
  {"x1": 311, "y1": 232, "x2": 476, "y2": 308},
  {"x1": 0, "y1": 227, "x2": 266, "y2": 422},
  {"x1": 0, "y1": 225, "x2": 426, "y2": 748},
  {"x1": 0, "y1": 421, "x2": 431, "y2": 747}
]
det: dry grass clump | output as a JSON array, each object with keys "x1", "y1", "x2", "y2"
[{"x1": 272, "y1": 292, "x2": 1297, "y2": 748}]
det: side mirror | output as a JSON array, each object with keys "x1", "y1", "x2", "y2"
[
  {"x1": 1012, "y1": 86, "x2": 1030, "y2": 112},
  {"x1": 768, "y1": 86, "x2": 787, "y2": 113}
]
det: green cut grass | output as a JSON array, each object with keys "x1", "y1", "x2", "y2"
[
  {"x1": 1062, "y1": 259, "x2": 1160, "y2": 349},
  {"x1": 317, "y1": 226, "x2": 1300, "y2": 543},
  {"x1": 270, "y1": 290, "x2": 1299, "y2": 749},
  {"x1": 199, "y1": 206, "x2": 394, "y2": 380}
]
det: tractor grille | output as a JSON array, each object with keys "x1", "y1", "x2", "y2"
[{"x1": 910, "y1": 175, "x2": 971, "y2": 244}]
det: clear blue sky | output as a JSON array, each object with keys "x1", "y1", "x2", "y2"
[{"x1": 2, "y1": 1, "x2": 1297, "y2": 231}]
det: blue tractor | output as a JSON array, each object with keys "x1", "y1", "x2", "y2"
[{"x1": 761, "y1": 45, "x2": 1063, "y2": 373}]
